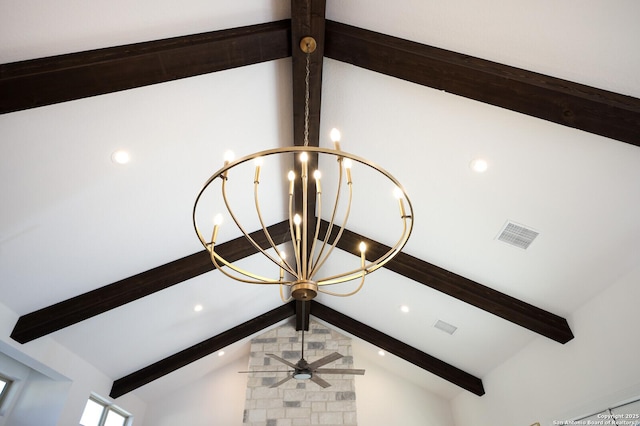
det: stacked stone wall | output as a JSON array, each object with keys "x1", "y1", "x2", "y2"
[{"x1": 243, "y1": 320, "x2": 357, "y2": 426}]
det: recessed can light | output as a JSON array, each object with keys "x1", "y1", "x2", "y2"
[
  {"x1": 217, "y1": 351, "x2": 225, "y2": 357},
  {"x1": 111, "y1": 150, "x2": 131, "y2": 165},
  {"x1": 470, "y1": 158, "x2": 488, "y2": 173},
  {"x1": 400, "y1": 305, "x2": 410, "y2": 313},
  {"x1": 193, "y1": 304, "x2": 203, "y2": 312},
  {"x1": 377, "y1": 350, "x2": 385, "y2": 356}
]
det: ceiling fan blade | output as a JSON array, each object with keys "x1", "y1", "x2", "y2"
[
  {"x1": 238, "y1": 370, "x2": 293, "y2": 374},
  {"x1": 307, "y1": 352, "x2": 343, "y2": 369},
  {"x1": 269, "y1": 374, "x2": 294, "y2": 388},
  {"x1": 315, "y1": 368, "x2": 365, "y2": 375},
  {"x1": 309, "y1": 374, "x2": 331, "y2": 388},
  {"x1": 266, "y1": 353, "x2": 298, "y2": 369}
]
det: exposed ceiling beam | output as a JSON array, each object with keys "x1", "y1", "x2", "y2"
[
  {"x1": 10, "y1": 220, "x2": 291, "y2": 343},
  {"x1": 110, "y1": 301, "x2": 482, "y2": 398},
  {"x1": 324, "y1": 20, "x2": 640, "y2": 147},
  {"x1": 290, "y1": 1, "x2": 326, "y2": 290},
  {"x1": 291, "y1": 0, "x2": 325, "y2": 148},
  {"x1": 5, "y1": 17, "x2": 638, "y2": 148},
  {"x1": 110, "y1": 301, "x2": 297, "y2": 399},
  {"x1": 319, "y1": 220, "x2": 574, "y2": 344},
  {"x1": 0, "y1": 20, "x2": 291, "y2": 114},
  {"x1": 12, "y1": 218, "x2": 573, "y2": 345},
  {"x1": 311, "y1": 301, "x2": 485, "y2": 396}
]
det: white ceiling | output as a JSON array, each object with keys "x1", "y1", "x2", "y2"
[{"x1": 1, "y1": 0, "x2": 639, "y2": 404}]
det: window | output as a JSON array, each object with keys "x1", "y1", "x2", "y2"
[
  {"x1": 79, "y1": 396, "x2": 130, "y2": 426},
  {"x1": 0, "y1": 374, "x2": 13, "y2": 408}
]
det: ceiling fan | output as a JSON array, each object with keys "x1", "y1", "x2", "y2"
[{"x1": 241, "y1": 325, "x2": 365, "y2": 388}]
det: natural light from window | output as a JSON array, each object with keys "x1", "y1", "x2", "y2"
[
  {"x1": 0, "y1": 374, "x2": 12, "y2": 407},
  {"x1": 104, "y1": 409, "x2": 127, "y2": 426},
  {"x1": 80, "y1": 396, "x2": 129, "y2": 426},
  {"x1": 80, "y1": 398, "x2": 104, "y2": 426}
]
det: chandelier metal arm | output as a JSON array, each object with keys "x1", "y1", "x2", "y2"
[
  {"x1": 308, "y1": 160, "x2": 346, "y2": 277},
  {"x1": 308, "y1": 159, "x2": 342, "y2": 276},
  {"x1": 288, "y1": 186, "x2": 302, "y2": 278},
  {"x1": 356, "y1": 216, "x2": 412, "y2": 276},
  {"x1": 306, "y1": 183, "x2": 323, "y2": 278},
  {"x1": 316, "y1": 216, "x2": 411, "y2": 285},
  {"x1": 221, "y1": 174, "x2": 293, "y2": 277},
  {"x1": 308, "y1": 173, "x2": 353, "y2": 279},
  {"x1": 279, "y1": 283, "x2": 293, "y2": 303},
  {"x1": 208, "y1": 248, "x2": 286, "y2": 284},
  {"x1": 253, "y1": 180, "x2": 297, "y2": 276},
  {"x1": 301, "y1": 156, "x2": 309, "y2": 279},
  {"x1": 318, "y1": 275, "x2": 366, "y2": 297},
  {"x1": 317, "y1": 249, "x2": 367, "y2": 297}
]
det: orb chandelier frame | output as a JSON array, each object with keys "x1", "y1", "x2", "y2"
[{"x1": 192, "y1": 36, "x2": 414, "y2": 301}]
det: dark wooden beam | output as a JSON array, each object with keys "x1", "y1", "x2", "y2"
[
  {"x1": 0, "y1": 20, "x2": 291, "y2": 114},
  {"x1": 319, "y1": 220, "x2": 574, "y2": 344},
  {"x1": 291, "y1": 0, "x2": 326, "y2": 149},
  {"x1": 311, "y1": 301, "x2": 484, "y2": 396},
  {"x1": 290, "y1": 1, "x2": 326, "y2": 275},
  {"x1": 11, "y1": 221, "x2": 291, "y2": 344},
  {"x1": 324, "y1": 20, "x2": 640, "y2": 147},
  {"x1": 110, "y1": 302, "x2": 296, "y2": 398}
]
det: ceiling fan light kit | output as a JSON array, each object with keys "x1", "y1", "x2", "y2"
[{"x1": 193, "y1": 36, "x2": 414, "y2": 301}]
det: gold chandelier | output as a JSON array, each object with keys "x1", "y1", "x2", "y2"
[{"x1": 192, "y1": 37, "x2": 413, "y2": 302}]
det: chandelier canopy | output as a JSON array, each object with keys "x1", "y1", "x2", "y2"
[{"x1": 192, "y1": 37, "x2": 413, "y2": 301}]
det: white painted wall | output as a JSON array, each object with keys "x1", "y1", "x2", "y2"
[
  {"x1": 353, "y1": 353, "x2": 455, "y2": 426},
  {"x1": 142, "y1": 356, "x2": 249, "y2": 426},
  {"x1": 0, "y1": 352, "x2": 35, "y2": 426},
  {"x1": 451, "y1": 264, "x2": 640, "y2": 426},
  {"x1": 5, "y1": 368, "x2": 71, "y2": 426},
  {"x1": 0, "y1": 302, "x2": 147, "y2": 426}
]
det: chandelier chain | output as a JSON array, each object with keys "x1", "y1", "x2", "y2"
[{"x1": 303, "y1": 51, "x2": 310, "y2": 147}]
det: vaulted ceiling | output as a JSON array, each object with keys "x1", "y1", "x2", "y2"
[{"x1": 1, "y1": 0, "x2": 639, "y2": 403}]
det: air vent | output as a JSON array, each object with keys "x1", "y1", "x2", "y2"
[
  {"x1": 434, "y1": 320, "x2": 457, "y2": 335},
  {"x1": 497, "y1": 221, "x2": 539, "y2": 249}
]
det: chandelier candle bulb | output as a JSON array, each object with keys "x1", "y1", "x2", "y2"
[
  {"x1": 313, "y1": 170, "x2": 322, "y2": 193},
  {"x1": 288, "y1": 171, "x2": 295, "y2": 195},
  {"x1": 294, "y1": 214, "x2": 302, "y2": 242},
  {"x1": 223, "y1": 150, "x2": 235, "y2": 163},
  {"x1": 331, "y1": 128, "x2": 342, "y2": 157},
  {"x1": 211, "y1": 214, "x2": 223, "y2": 245},
  {"x1": 343, "y1": 158, "x2": 353, "y2": 184},
  {"x1": 253, "y1": 157, "x2": 263, "y2": 183},
  {"x1": 300, "y1": 152, "x2": 309, "y2": 183},
  {"x1": 222, "y1": 151, "x2": 234, "y2": 179},
  {"x1": 292, "y1": 214, "x2": 302, "y2": 278},
  {"x1": 394, "y1": 186, "x2": 407, "y2": 218},
  {"x1": 279, "y1": 253, "x2": 286, "y2": 280}
]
